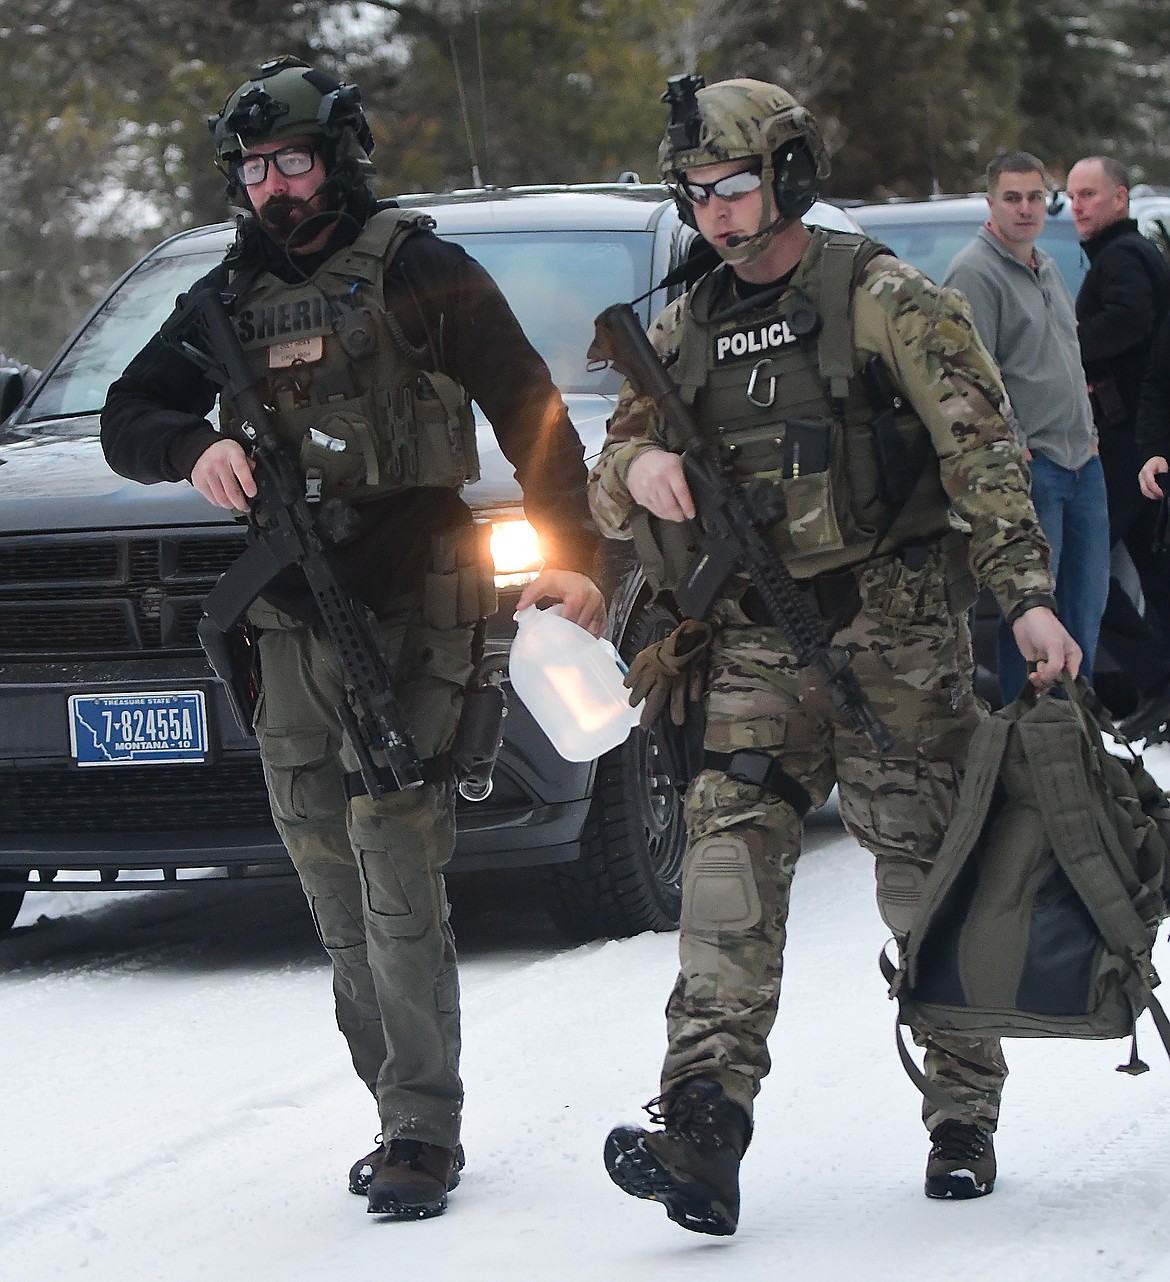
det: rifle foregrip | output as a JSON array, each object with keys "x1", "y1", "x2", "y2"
[{"x1": 594, "y1": 304, "x2": 679, "y2": 404}]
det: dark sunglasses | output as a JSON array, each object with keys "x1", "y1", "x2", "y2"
[
  {"x1": 237, "y1": 145, "x2": 317, "y2": 187},
  {"x1": 679, "y1": 167, "x2": 763, "y2": 205}
]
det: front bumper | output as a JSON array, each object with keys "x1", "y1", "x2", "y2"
[{"x1": 0, "y1": 646, "x2": 593, "y2": 892}]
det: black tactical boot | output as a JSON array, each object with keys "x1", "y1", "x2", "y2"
[
  {"x1": 350, "y1": 1137, "x2": 464, "y2": 1197},
  {"x1": 924, "y1": 1120, "x2": 996, "y2": 1199},
  {"x1": 366, "y1": 1138, "x2": 462, "y2": 1218},
  {"x1": 1117, "y1": 682, "x2": 1170, "y2": 744},
  {"x1": 349, "y1": 1138, "x2": 384, "y2": 1196},
  {"x1": 603, "y1": 1078, "x2": 750, "y2": 1236}
]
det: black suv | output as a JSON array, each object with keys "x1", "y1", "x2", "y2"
[{"x1": 0, "y1": 184, "x2": 861, "y2": 939}]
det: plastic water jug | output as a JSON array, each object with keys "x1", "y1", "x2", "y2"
[{"x1": 508, "y1": 605, "x2": 641, "y2": 761}]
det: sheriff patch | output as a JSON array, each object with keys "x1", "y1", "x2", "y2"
[
  {"x1": 714, "y1": 319, "x2": 800, "y2": 364},
  {"x1": 235, "y1": 294, "x2": 333, "y2": 346}
]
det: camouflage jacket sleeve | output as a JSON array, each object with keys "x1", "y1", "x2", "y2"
[
  {"x1": 587, "y1": 297, "x2": 686, "y2": 539},
  {"x1": 854, "y1": 255, "x2": 1054, "y2": 620}
]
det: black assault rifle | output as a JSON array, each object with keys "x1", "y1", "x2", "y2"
[
  {"x1": 589, "y1": 302, "x2": 893, "y2": 753},
  {"x1": 161, "y1": 285, "x2": 425, "y2": 796}
]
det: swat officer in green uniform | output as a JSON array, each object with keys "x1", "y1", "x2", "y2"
[
  {"x1": 100, "y1": 56, "x2": 604, "y2": 1220},
  {"x1": 589, "y1": 76, "x2": 1080, "y2": 1235}
]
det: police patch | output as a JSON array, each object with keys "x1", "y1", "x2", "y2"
[{"x1": 714, "y1": 319, "x2": 801, "y2": 364}]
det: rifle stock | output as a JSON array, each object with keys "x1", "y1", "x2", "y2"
[
  {"x1": 589, "y1": 302, "x2": 892, "y2": 753},
  {"x1": 163, "y1": 285, "x2": 425, "y2": 795}
]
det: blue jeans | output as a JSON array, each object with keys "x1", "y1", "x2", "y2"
[{"x1": 997, "y1": 453, "x2": 1110, "y2": 703}]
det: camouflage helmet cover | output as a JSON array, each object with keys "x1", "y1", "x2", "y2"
[
  {"x1": 208, "y1": 55, "x2": 374, "y2": 175},
  {"x1": 657, "y1": 78, "x2": 830, "y2": 183}
]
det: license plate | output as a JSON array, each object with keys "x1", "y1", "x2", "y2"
[{"x1": 68, "y1": 691, "x2": 209, "y2": 766}]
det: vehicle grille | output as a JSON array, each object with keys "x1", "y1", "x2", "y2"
[
  {"x1": 0, "y1": 761, "x2": 274, "y2": 833},
  {"x1": 0, "y1": 529, "x2": 246, "y2": 656}
]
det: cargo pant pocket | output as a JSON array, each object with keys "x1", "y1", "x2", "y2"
[
  {"x1": 356, "y1": 846, "x2": 434, "y2": 938},
  {"x1": 858, "y1": 555, "x2": 950, "y2": 633},
  {"x1": 838, "y1": 724, "x2": 964, "y2": 862},
  {"x1": 435, "y1": 961, "x2": 460, "y2": 1016},
  {"x1": 257, "y1": 725, "x2": 341, "y2": 826},
  {"x1": 296, "y1": 857, "x2": 366, "y2": 949}
]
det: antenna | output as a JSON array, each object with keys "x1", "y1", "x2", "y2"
[
  {"x1": 475, "y1": 6, "x2": 492, "y2": 184},
  {"x1": 449, "y1": 34, "x2": 482, "y2": 187},
  {"x1": 924, "y1": 92, "x2": 942, "y2": 197}
]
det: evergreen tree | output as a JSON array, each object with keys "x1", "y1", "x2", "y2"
[
  {"x1": 692, "y1": 0, "x2": 1019, "y2": 198},
  {"x1": 1014, "y1": 1, "x2": 1131, "y2": 177},
  {"x1": 361, "y1": 0, "x2": 668, "y2": 190},
  {"x1": 5, "y1": 0, "x2": 1170, "y2": 366}
]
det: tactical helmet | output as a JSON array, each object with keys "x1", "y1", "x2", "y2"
[
  {"x1": 208, "y1": 55, "x2": 375, "y2": 200},
  {"x1": 658, "y1": 75, "x2": 831, "y2": 261}
]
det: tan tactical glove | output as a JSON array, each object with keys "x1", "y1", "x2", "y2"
[{"x1": 623, "y1": 618, "x2": 714, "y2": 729}]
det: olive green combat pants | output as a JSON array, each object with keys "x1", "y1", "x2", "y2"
[
  {"x1": 250, "y1": 594, "x2": 474, "y2": 1149},
  {"x1": 663, "y1": 549, "x2": 1008, "y2": 1135}
]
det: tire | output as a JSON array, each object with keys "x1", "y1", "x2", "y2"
[{"x1": 545, "y1": 597, "x2": 688, "y2": 941}]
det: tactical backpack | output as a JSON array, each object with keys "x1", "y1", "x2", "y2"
[{"x1": 882, "y1": 675, "x2": 1170, "y2": 1108}]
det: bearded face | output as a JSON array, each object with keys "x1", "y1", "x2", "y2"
[{"x1": 238, "y1": 137, "x2": 343, "y2": 254}]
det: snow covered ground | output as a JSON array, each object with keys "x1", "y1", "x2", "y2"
[{"x1": 3, "y1": 752, "x2": 1170, "y2": 1282}]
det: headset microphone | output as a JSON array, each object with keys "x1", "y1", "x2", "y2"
[{"x1": 725, "y1": 214, "x2": 785, "y2": 249}]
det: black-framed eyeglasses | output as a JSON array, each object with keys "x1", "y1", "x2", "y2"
[
  {"x1": 679, "y1": 166, "x2": 763, "y2": 206},
  {"x1": 236, "y1": 145, "x2": 317, "y2": 187}
]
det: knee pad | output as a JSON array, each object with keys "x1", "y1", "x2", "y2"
[
  {"x1": 875, "y1": 860, "x2": 927, "y2": 935},
  {"x1": 681, "y1": 833, "x2": 763, "y2": 934}
]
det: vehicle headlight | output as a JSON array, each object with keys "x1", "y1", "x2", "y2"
[{"x1": 490, "y1": 518, "x2": 543, "y2": 588}]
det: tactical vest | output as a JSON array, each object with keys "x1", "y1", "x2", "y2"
[
  {"x1": 634, "y1": 230, "x2": 954, "y2": 590},
  {"x1": 219, "y1": 209, "x2": 480, "y2": 504}
]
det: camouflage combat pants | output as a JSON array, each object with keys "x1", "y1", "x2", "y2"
[
  {"x1": 250, "y1": 593, "x2": 474, "y2": 1149},
  {"x1": 662, "y1": 548, "x2": 1008, "y2": 1134}
]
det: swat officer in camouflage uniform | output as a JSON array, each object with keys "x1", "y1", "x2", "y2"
[
  {"x1": 100, "y1": 56, "x2": 604, "y2": 1220},
  {"x1": 589, "y1": 76, "x2": 1079, "y2": 1235}
]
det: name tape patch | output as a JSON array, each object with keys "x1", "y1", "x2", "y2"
[{"x1": 714, "y1": 320, "x2": 800, "y2": 364}]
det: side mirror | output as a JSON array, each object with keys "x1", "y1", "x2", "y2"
[{"x1": 0, "y1": 369, "x2": 25, "y2": 422}]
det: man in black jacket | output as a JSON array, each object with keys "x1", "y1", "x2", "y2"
[
  {"x1": 1137, "y1": 308, "x2": 1170, "y2": 493},
  {"x1": 101, "y1": 56, "x2": 605, "y2": 1219},
  {"x1": 1068, "y1": 155, "x2": 1170, "y2": 736}
]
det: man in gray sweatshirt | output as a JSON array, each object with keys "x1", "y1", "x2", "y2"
[{"x1": 945, "y1": 149, "x2": 1108, "y2": 703}]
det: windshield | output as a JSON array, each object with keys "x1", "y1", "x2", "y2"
[
  {"x1": 450, "y1": 230, "x2": 641, "y2": 395},
  {"x1": 25, "y1": 251, "x2": 224, "y2": 422},
  {"x1": 864, "y1": 215, "x2": 1087, "y2": 297},
  {"x1": 24, "y1": 225, "x2": 645, "y2": 424}
]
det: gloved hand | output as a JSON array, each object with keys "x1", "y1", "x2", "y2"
[{"x1": 623, "y1": 618, "x2": 714, "y2": 729}]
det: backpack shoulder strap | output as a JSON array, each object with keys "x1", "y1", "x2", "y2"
[
  {"x1": 894, "y1": 710, "x2": 1012, "y2": 993},
  {"x1": 1015, "y1": 681, "x2": 1170, "y2": 1063},
  {"x1": 1016, "y1": 689, "x2": 1157, "y2": 975}
]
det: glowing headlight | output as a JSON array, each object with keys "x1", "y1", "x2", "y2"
[{"x1": 490, "y1": 518, "x2": 543, "y2": 588}]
